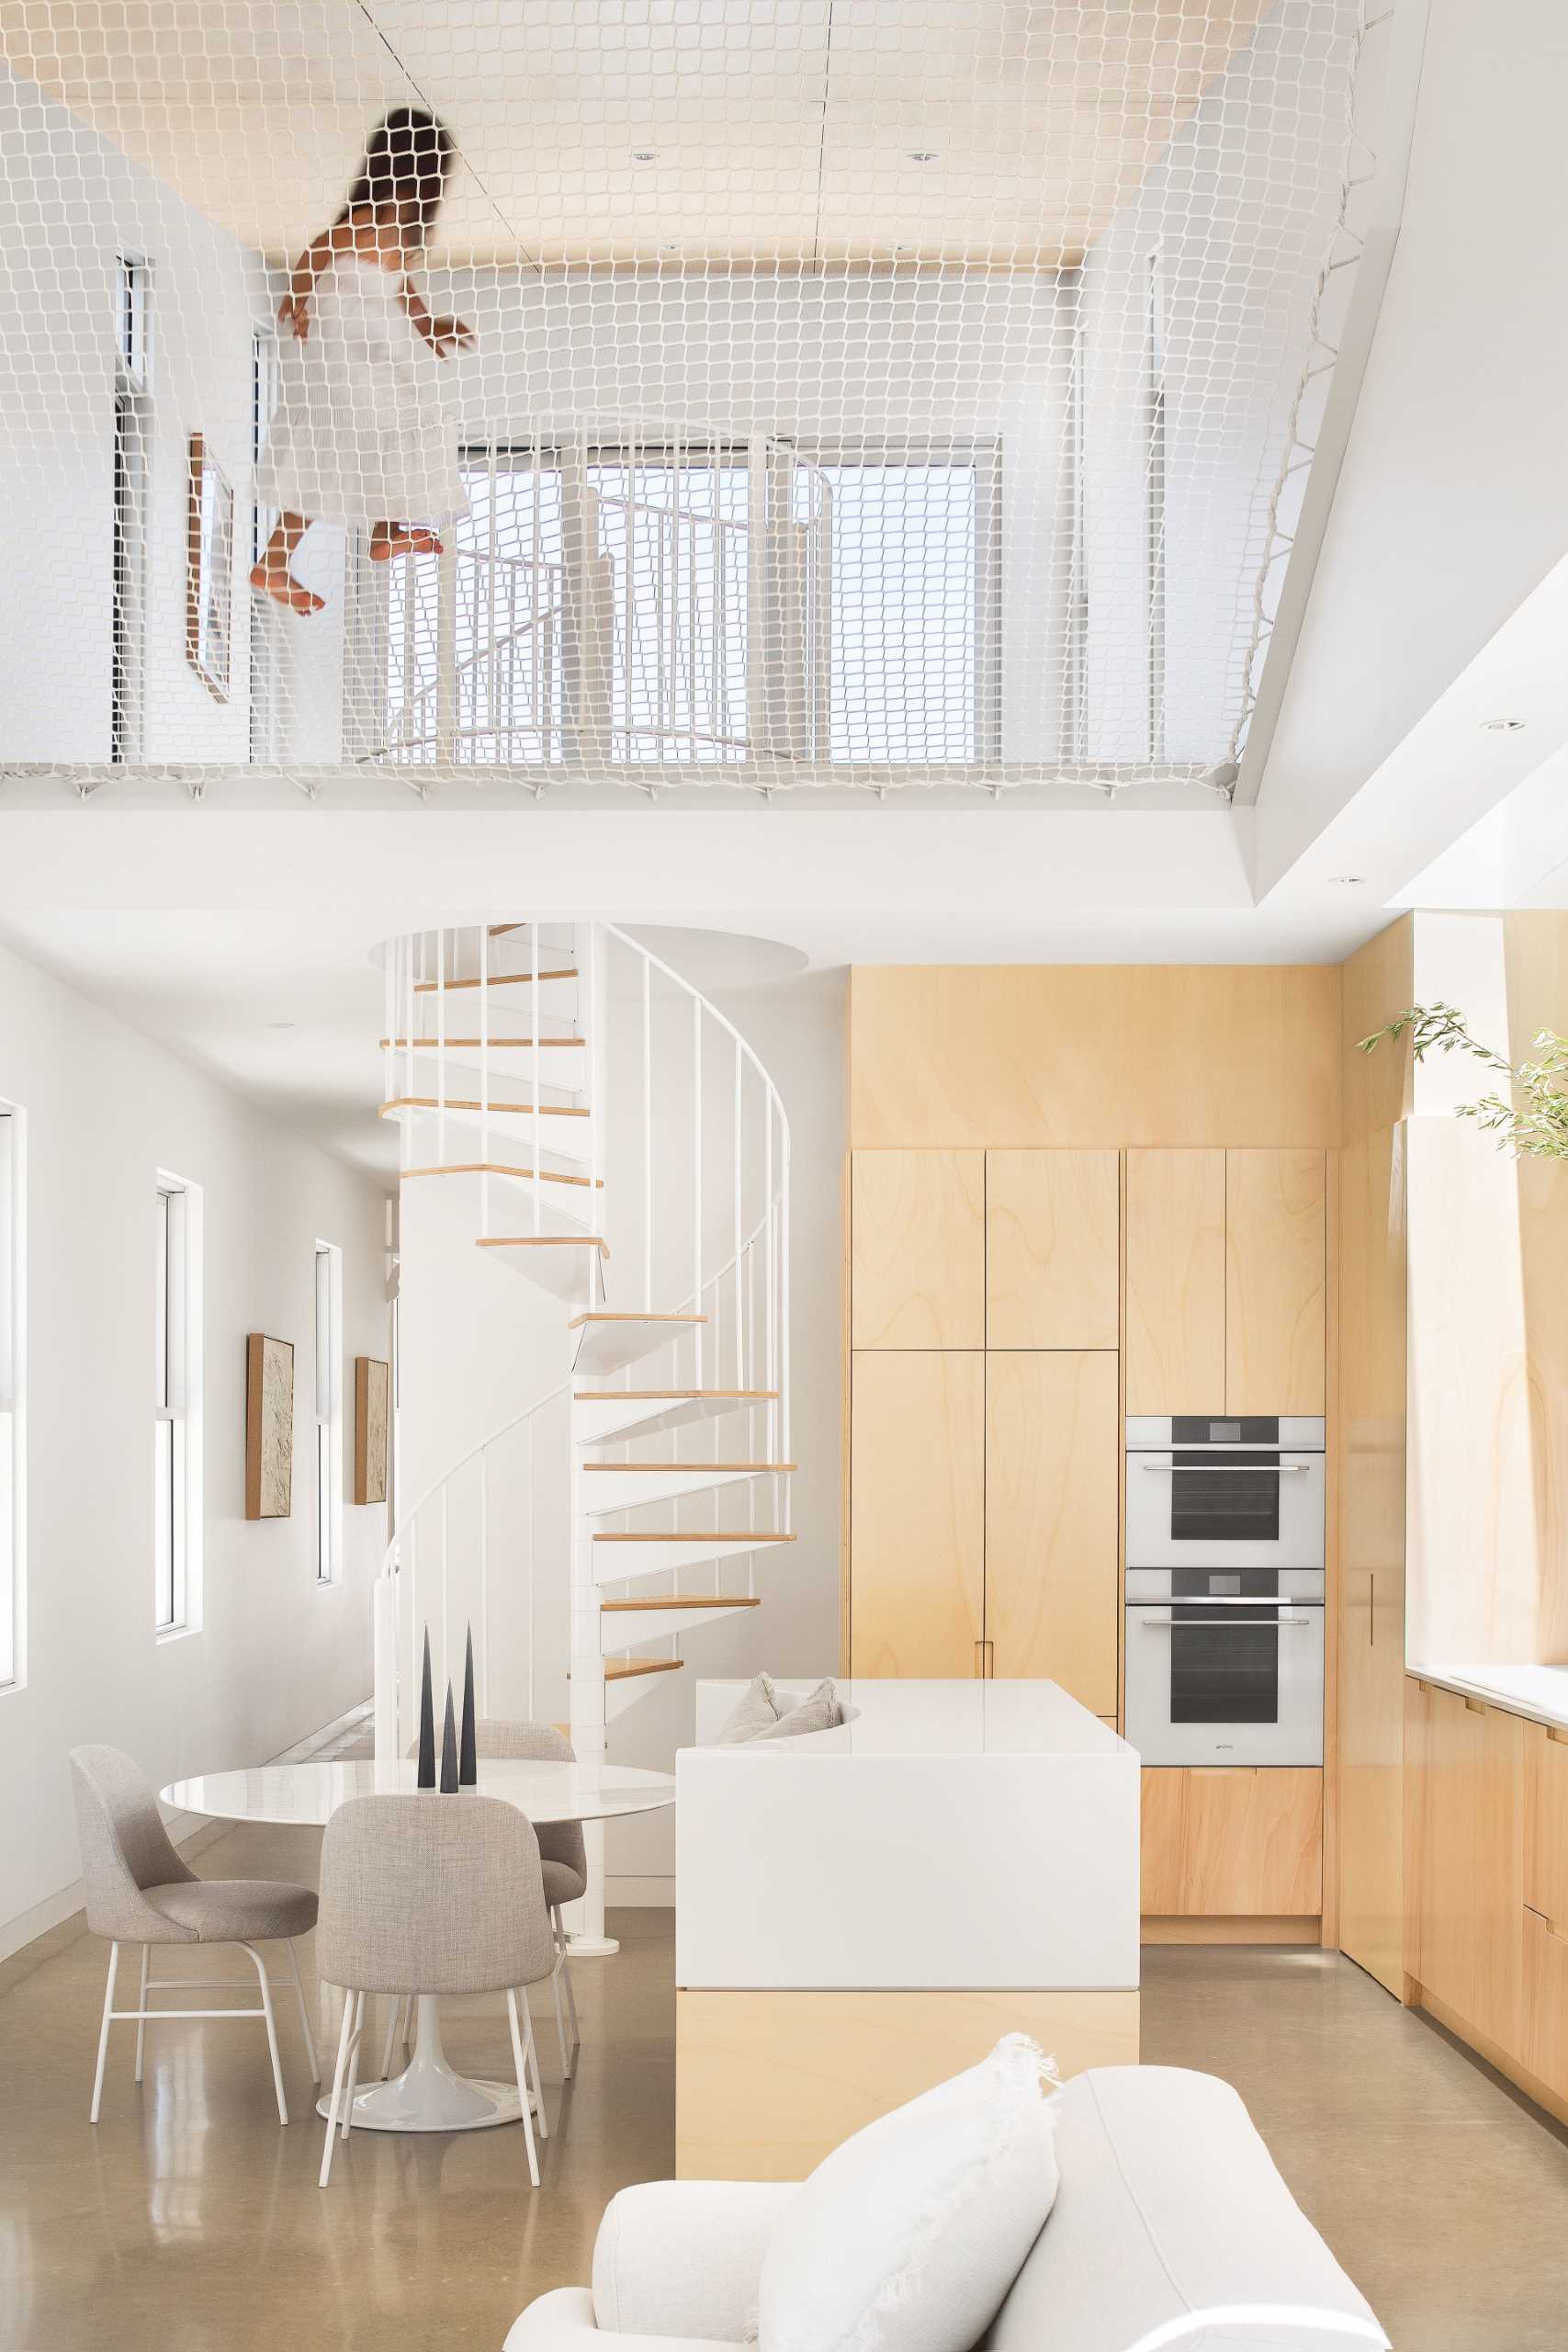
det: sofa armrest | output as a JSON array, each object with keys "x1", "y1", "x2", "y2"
[
  {"x1": 592, "y1": 2181, "x2": 797, "y2": 2340},
  {"x1": 505, "y1": 2288, "x2": 743, "y2": 2352}
]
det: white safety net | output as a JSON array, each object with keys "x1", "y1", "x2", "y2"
[{"x1": 0, "y1": 0, "x2": 1376, "y2": 799}]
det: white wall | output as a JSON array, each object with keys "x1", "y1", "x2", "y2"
[
  {"x1": 0, "y1": 936, "x2": 390, "y2": 1953},
  {"x1": 393, "y1": 953, "x2": 845, "y2": 1903}
]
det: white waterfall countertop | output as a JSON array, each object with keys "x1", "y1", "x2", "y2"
[
  {"x1": 1408, "y1": 1661, "x2": 1568, "y2": 1732},
  {"x1": 677, "y1": 1679, "x2": 1138, "y2": 1993}
]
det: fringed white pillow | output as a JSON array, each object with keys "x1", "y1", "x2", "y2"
[
  {"x1": 716, "y1": 1672, "x2": 783, "y2": 1745},
  {"x1": 756, "y1": 2034, "x2": 1060, "y2": 2352}
]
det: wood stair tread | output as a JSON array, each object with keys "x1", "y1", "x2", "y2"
[
  {"x1": 480, "y1": 1235, "x2": 609, "y2": 1250},
  {"x1": 403, "y1": 1162, "x2": 602, "y2": 1187},
  {"x1": 601, "y1": 1596, "x2": 764, "y2": 1611},
  {"x1": 413, "y1": 970, "x2": 575, "y2": 992},
  {"x1": 381, "y1": 1036, "x2": 582, "y2": 1050},
  {"x1": 574, "y1": 1388, "x2": 776, "y2": 1401},
  {"x1": 380, "y1": 1096, "x2": 590, "y2": 1119},
  {"x1": 583, "y1": 1461, "x2": 795, "y2": 1473},
  {"x1": 605, "y1": 1658, "x2": 684, "y2": 1681},
  {"x1": 568, "y1": 1311, "x2": 705, "y2": 1329}
]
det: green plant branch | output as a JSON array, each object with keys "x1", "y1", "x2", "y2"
[{"x1": 1358, "y1": 1001, "x2": 1568, "y2": 1160}]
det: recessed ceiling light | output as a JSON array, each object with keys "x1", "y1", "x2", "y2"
[
  {"x1": 267, "y1": 1019, "x2": 296, "y2": 1031},
  {"x1": 1326, "y1": 875, "x2": 1365, "y2": 887},
  {"x1": 631, "y1": 150, "x2": 657, "y2": 163},
  {"x1": 908, "y1": 151, "x2": 940, "y2": 163},
  {"x1": 1481, "y1": 717, "x2": 1527, "y2": 731}
]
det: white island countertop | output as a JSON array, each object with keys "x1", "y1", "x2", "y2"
[
  {"x1": 1408, "y1": 1661, "x2": 1568, "y2": 1732},
  {"x1": 679, "y1": 1679, "x2": 1137, "y2": 1994}
]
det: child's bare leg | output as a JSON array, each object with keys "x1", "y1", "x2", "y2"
[
  {"x1": 250, "y1": 514, "x2": 324, "y2": 615},
  {"x1": 369, "y1": 521, "x2": 444, "y2": 561}
]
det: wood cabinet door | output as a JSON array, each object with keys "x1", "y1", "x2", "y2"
[
  {"x1": 985, "y1": 1150, "x2": 1120, "y2": 1350},
  {"x1": 852, "y1": 1151, "x2": 985, "y2": 1350},
  {"x1": 985, "y1": 1351, "x2": 1119, "y2": 1713},
  {"x1": 1525, "y1": 1724, "x2": 1568, "y2": 1931},
  {"x1": 1125, "y1": 1149, "x2": 1225, "y2": 1413},
  {"x1": 1224, "y1": 1149, "x2": 1326, "y2": 1415},
  {"x1": 1406, "y1": 1681, "x2": 1524, "y2": 2051},
  {"x1": 1140, "y1": 1767, "x2": 1322, "y2": 1917},
  {"x1": 850, "y1": 1351, "x2": 985, "y2": 1678}
]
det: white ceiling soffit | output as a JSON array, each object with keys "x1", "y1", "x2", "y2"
[
  {"x1": 1250, "y1": 0, "x2": 1568, "y2": 905},
  {"x1": 0, "y1": 0, "x2": 1274, "y2": 266}
]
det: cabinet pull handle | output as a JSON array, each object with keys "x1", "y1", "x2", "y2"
[
  {"x1": 972, "y1": 1639, "x2": 994, "y2": 1679},
  {"x1": 1369, "y1": 1571, "x2": 1375, "y2": 1648},
  {"x1": 1464, "y1": 1697, "x2": 1486, "y2": 1714},
  {"x1": 1547, "y1": 1725, "x2": 1568, "y2": 1747}
]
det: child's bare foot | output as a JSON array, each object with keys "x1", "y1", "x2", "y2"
[
  {"x1": 369, "y1": 524, "x2": 444, "y2": 561},
  {"x1": 250, "y1": 558, "x2": 324, "y2": 615}
]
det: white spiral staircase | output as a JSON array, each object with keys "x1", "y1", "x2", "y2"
[{"x1": 369, "y1": 920, "x2": 793, "y2": 1948}]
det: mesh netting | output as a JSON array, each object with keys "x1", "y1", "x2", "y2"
[{"x1": 0, "y1": 1, "x2": 1374, "y2": 799}]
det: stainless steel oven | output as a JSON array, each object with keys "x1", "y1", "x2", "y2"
[
  {"x1": 1125, "y1": 1416, "x2": 1325, "y2": 1574},
  {"x1": 1124, "y1": 1566, "x2": 1325, "y2": 1765}
]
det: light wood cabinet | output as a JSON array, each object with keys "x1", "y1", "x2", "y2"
[
  {"x1": 1225, "y1": 1149, "x2": 1326, "y2": 1415},
  {"x1": 851, "y1": 1150, "x2": 985, "y2": 1350},
  {"x1": 1140, "y1": 1768, "x2": 1323, "y2": 1917},
  {"x1": 1124, "y1": 1150, "x2": 1225, "y2": 1413},
  {"x1": 850, "y1": 1352, "x2": 985, "y2": 1677},
  {"x1": 1521, "y1": 1907, "x2": 1568, "y2": 2101},
  {"x1": 985, "y1": 1351, "x2": 1119, "y2": 1713},
  {"x1": 1404, "y1": 1680, "x2": 1523, "y2": 2056},
  {"x1": 1525, "y1": 1723, "x2": 1568, "y2": 1930},
  {"x1": 985, "y1": 1150, "x2": 1120, "y2": 1351}
]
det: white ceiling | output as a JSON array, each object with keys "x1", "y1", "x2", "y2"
[{"x1": 0, "y1": 0, "x2": 1271, "y2": 264}]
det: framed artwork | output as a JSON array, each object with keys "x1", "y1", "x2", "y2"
[
  {"x1": 186, "y1": 432, "x2": 234, "y2": 701},
  {"x1": 355, "y1": 1356, "x2": 389, "y2": 1506},
  {"x1": 245, "y1": 1333, "x2": 294, "y2": 1520}
]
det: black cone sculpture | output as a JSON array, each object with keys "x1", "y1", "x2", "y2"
[
  {"x1": 459, "y1": 1625, "x2": 477, "y2": 1787},
  {"x1": 416, "y1": 1627, "x2": 436, "y2": 1789},
  {"x1": 440, "y1": 1679, "x2": 460, "y2": 1792}
]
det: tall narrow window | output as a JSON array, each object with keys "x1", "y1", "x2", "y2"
[
  {"x1": 0, "y1": 1104, "x2": 24, "y2": 1691},
  {"x1": 113, "y1": 259, "x2": 152, "y2": 765},
  {"x1": 315, "y1": 1240, "x2": 343, "y2": 1584},
  {"x1": 154, "y1": 1173, "x2": 202, "y2": 1634}
]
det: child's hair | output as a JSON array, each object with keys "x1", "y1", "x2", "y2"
[{"x1": 338, "y1": 106, "x2": 454, "y2": 244}]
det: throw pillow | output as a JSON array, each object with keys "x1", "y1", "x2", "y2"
[
  {"x1": 756, "y1": 2034, "x2": 1060, "y2": 2352},
  {"x1": 716, "y1": 1671, "x2": 782, "y2": 1745},
  {"x1": 751, "y1": 1679, "x2": 843, "y2": 1741}
]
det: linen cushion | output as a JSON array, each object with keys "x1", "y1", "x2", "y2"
[
  {"x1": 751, "y1": 1679, "x2": 842, "y2": 1742},
  {"x1": 716, "y1": 1673, "x2": 783, "y2": 1745},
  {"x1": 757, "y1": 2033, "x2": 1059, "y2": 2352},
  {"x1": 146, "y1": 1877, "x2": 319, "y2": 1942}
]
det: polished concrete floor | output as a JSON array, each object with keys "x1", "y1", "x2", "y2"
[{"x1": 3, "y1": 1822, "x2": 1567, "y2": 2350}]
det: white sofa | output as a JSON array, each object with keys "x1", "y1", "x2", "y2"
[{"x1": 504, "y1": 2066, "x2": 1388, "y2": 2352}]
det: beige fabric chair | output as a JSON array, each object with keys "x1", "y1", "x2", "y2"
[
  {"x1": 315, "y1": 1792, "x2": 558, "y2": 2188},
  {"x1": 69, "y1": 1744, "x2": 320, "y2": 2125},
  {"x1": 397, "y1": 1718, "x2": 585, "y2": 2079}
]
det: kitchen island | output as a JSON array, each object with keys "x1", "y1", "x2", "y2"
[{"x1": 674, "y1": 1678, "x2": 1139, "y2": 2177}]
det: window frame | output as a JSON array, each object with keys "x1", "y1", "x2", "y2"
[
  {"x1": 0, "y1": 1103, "x2": 25, "y2": 1693},
  {"x1": 154, "y1": 1171, "x2": 202, "y2": 1637},
  {"x1": 314, "y1": 1238, "x2": 344, "y2": 1586}
]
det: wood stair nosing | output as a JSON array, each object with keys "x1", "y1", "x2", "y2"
[
  {"x1": 479, "y1": 1235, "x2": 610, "y2": 1253},
  {"x1": 413, "y1": 969, "x2": 575, "y2": 994},
  {"x1": 601, "y1": 1595, "x2": 764, "y2": 1612},
  {"x1": 573, "y1": 1389, "x2": 777, "y2": 1404},
  {"x1": 592, "y1": 1531, "x2": 796, "y2": 1546},
  {"x1": 604, "y1": 1657, "x2": 684, "y2": 1682},
  {"x1": 401, "y1": 1161, "x2": 603, "y2": 1189},
  {"x1": 379, "y1": 1096, "x2": 590, "y2": 1121},
  {"x1": 380, "y1": 1035, "x2": 583, "y2": 1051},
  {"x1": 582, "y1": 1461, "x2": 795, "y2": 1475},
  {"x1": 568, "y1": 1311, "x2": 706, "y2": 1331}
]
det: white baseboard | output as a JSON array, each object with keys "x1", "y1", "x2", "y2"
[
  {"x1": 606, "y1": 1875, "x2": 675, "y2": 1907},
  {"x1": 1, "y1": 1700, "x2": 377, "y2": 1967}
]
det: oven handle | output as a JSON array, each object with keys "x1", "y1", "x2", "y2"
[
  {"x1": 1136, "y1": 1461, "x2": 1314, "y2": 1475},
  {"x1": 1136, "y1": 1615, "x2": 1314, "y2": 1630},
  {"x1": 1127, "y1": 1593, "x2": 1315, "y2": 1606}
]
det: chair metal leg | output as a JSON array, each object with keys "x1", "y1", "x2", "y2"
[
  {"x1": 548, "y1": 1963, "x2": 571, "y2": 2081},
  {"x1": 240, "y1": 1941, "x2": 288, "y2": 2126},
  {"x1": 285, "y1": 1937, "x2": 321, "y2": 2084},
  {"x1": 341, "y1": 1989, "x2": 365, "y2": 2138},
  {"x1": 90, "y1": 1943, "x2": 119, "y2": 2123},
  {"x1": 506, "y1": 1988, "x2": 540, "y2": 2188},
  {"x1": 553, "y1": 1907, "x2": 581, "y2": 2055},
  {"x1": 135, "y1": 1944, "x2": 151, "y2": 2084},
  {"x1": 320, "y1": 1995, "x2": 354, "y2": 2188},
  {"x1": 524, "y1": 1995, "x2": 548, "y2": 2139}
]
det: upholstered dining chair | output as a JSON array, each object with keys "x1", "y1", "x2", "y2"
[
  {"x1": 315, "y1": 1792, "x2": 558, "y2": 2188},
  {"x1": 395, "y1": 1719, "x2": 584, "y2": 2080},
  {"x1": 68, "y1": 1744, "x2": 320, "y2": 2125}
]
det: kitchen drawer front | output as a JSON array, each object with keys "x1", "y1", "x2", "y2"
[
  {"x1": 1522, "y1": 1906, "x2": 1568, "y2": 2102},
  {"x1": 1140, "y1": 1767, "x2": 1322, "y2": 1917},
  {"x1": 1525, "y1": 1724, "x2": 1568, "y2": 1929}
]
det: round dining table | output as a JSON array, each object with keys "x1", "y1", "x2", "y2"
[{"x1": 162, "y1": 1756, "x2": 676, "y2": 2135}]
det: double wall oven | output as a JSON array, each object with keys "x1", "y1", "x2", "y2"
[{"x1": 1123, "y1": 1418, "x2": 1325, "y2": 1766}]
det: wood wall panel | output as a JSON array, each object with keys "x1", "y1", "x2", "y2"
[
  {"x1": 1141, "y1": 1768, "x2": 1323, "y2": 1917},
  {"x1": 985, "y1": 1149, "x2": 1120, "y2": 1349},
  {"x1": 849, "y1": 1351, "x2": 984, "y2": 1678},
  {"x1": 851, "y1": 1149, "x2": 985, "y2": 1349},
  {"x1": 1224, "y1": 1149, "x2": 1326, "y2": 1415},
  {"x1": 1336, "y1": 1125, "x2": 1407, "y2": 1996},
  {"x1": 1340, "y1": 917, "x2": 1415, "y2": 1146},
  {"x1": 848, "y1": 967, "x2": 1341, "y2": 1151},
  {"x1": 1125, "y1": 1149, "x2": 1225, "y2": 1413},
  {"x1": 677, "y1": 1988, "x2": 1140, "y2": 2178},
  {"x1": 986, "y1": 1351, "x2": 1119, "y2": 1712}
]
